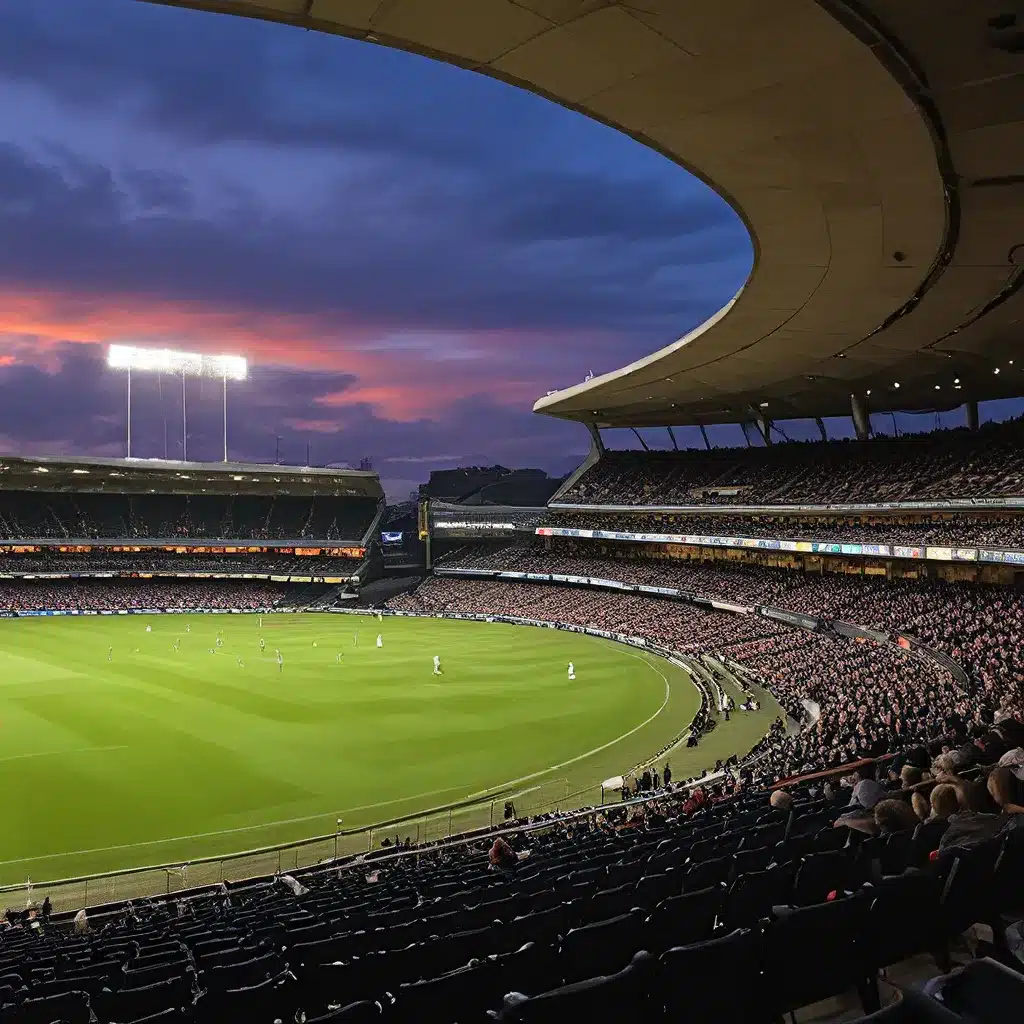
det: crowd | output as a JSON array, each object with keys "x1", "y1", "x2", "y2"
[
  {"x1": 559, "y1": 417, "x2": 1024, "y2": 506},
  {"x1": 436, "y1": 542, "x2": 798, "y2": 605},
  {"x1": 0, "y1": 551, "x2": 362, "y2": 575},
  {"x1": 542, "y1": 509, "x2": 1024, "y2": 549},
  {"x1": 775, "y1": 575, "x2": 1024, "y2": 722},
  {"x1": 0, "y1": 491, "x2": 378, "y2": 542},
  {"x1": 389, "y1": 577, "x2": 779, "y2": 654},
  {"x1": 0, "y1": 580, "x2": 287, "y2": 612},
  {"x1": 723, "y1": 629, "x2": 974, "y2": 784}
]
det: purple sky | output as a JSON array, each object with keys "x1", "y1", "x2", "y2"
[{"x1": 0, "y1": 0, "x2": 755, "y2": 499}]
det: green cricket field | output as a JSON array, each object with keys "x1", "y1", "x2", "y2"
[{"x1": 0, "y1": 613, "x2": 778, "y2": 886}]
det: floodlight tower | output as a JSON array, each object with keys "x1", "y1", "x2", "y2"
[{"x1": 107, "y1": 345, "x2": 248, "y2": 462}]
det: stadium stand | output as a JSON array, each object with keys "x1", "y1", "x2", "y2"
[
  {"x1": 0, "y1": 579, "x2": 289, "y2": 611},
  {"x1": 4, "y1": 510, "x2": 1024, "y2": 1017},
  {"x1": 541, "y1": 510, "x2": 1024, "y2": 549},
  {"x1": 0, "y1": 550, "x2": 363, "y2": 576},
  {"x1": 0, "y1": 456, "x2": 381, "y2": 542},
  {"x1": 556, "y1": 419, "x2": 1024, "y2": 507}
]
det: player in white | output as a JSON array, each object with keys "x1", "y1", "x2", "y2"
[
  {"x1": 276, "y1": 649, "x2": 283, "y2": 673},
  {"x1": 107, "y1": 646, "x2": 113, "y2": 662},
  {"x1": 173, "y1": 639, "x2": 180, "y2": 652},
  {"x1": 376, "y1": 634, "x2": 383, "y2": 648},
  {"x1": 568, "y1": 661, "x2": 575, "y2": 681},
  {"x1": 312, "y1": 641, "x2": 318, "y2": 648},
  {"x1": 236, "y1": 655, "x2": 244, "y2": 668},
  {"x1": 145, "y1": 624, "x2": 152, "y2": 633},
  {"x1": 377, "y1": 611, "x2": 383, "y2": 622},
  {"x1": 260, "y1": 638, "x2": 265, "y2": 653},
  {"x1": 185, "y1": 624, "x2": 191, "y2": 633},
  {"x1": 216, "y1": 635, "x2": 224, "y2": 648},
  {"x1": 336, "y1": 652, "x2": 344, "y2": 664},
  {"x1": 432, "y1": 655, "x2": 442, "y2": 676}
]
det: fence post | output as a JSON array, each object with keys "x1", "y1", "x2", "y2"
[
  {"x1": 83, "y1": 878, "x2": 88, "y2": 909},
  {"x1": 448, "y1": 809, "x2": 453, "y2": 838},
  {"x1": 368, "y1": 828, "x2": 374, "y2": 853}
]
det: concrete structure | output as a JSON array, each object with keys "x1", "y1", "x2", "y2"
[{"x1": 146, "y1": 1, "x2": 1022, "y2": 428}]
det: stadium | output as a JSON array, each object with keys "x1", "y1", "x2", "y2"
[{"x1": 1, "y1": 2, "x2": 1023, "y2": 1023}]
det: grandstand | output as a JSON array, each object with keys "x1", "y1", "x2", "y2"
[{"x1": 1, "y1": 1, "x2": 1023, "y2": 1021}]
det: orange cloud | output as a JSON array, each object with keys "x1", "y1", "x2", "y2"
[{"x1": 0, "y1": 285, "x2": 593, "y2": 422}]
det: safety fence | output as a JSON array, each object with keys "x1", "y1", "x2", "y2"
[{"x1": 0, "y1": 776, "x2": 602, "y2": 916}]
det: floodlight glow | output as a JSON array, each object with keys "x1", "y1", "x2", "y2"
[
  {"x1": 107, "y1": 345, "x2": 247, "y2": 381},
  {"x1": 107, "y1": 345, "x2": 249, "y2": 462}
]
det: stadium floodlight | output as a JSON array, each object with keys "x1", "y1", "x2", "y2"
[{"x1": 106, "y1": 345, "x2": 249, "y2": 463}]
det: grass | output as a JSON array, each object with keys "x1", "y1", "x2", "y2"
[{"x1": 0, "y1": 612, "x2": 781, "y2": 889}]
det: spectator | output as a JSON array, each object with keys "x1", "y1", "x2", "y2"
[{"x1": 874, "y1": 799, "x2": 920, "y2": 835}]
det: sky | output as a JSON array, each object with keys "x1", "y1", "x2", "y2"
[{"x1": 0, "y1": 0, "x2": 756, "y2": 500}]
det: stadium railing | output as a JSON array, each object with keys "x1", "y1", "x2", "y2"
[{"x1": 7, "y1": 741, "x2": 888, "y2": 927}]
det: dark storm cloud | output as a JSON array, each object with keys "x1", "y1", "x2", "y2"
[
  {"x1": 0, "y1": 1, "x2": 552, "y2": 165},
  {"x1": 121, "y1": 168, "x2": 194, "y2": 214},
  {"x1": 487, "y1": 172, "x2": 737, "y2": 243},
  {"x1": 0, "y1": 143, "x2": 744, "y2": 338}
]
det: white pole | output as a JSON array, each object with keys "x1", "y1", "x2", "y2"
[
  {"x1": 222, "y1": 371, "x2": 228, "y2": 463},
  {"x1": 181, "y1": 369, "x2": 187, "y2": 463},
  {"x1": 126, "y1": 366, "x2": 132, "y2": 458}
]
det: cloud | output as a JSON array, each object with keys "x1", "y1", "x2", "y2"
[{"x1": 0, "y1": 0, "x2": 753, "y2": 489}]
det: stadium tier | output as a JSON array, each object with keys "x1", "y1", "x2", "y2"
[
  {"x1": 541, "y1": 510, "x2": 1024, "y2": 550},
  {"x1": 0, "y1": 455, "x2": 382, "y2": 542},
  {"x1": 555, "y1": 418, "x2": 1024, "y2": 509}
]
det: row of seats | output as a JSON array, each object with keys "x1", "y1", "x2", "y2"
[{"x1": 3, "y1": 778, "x2": 1021, "y2": 1022}]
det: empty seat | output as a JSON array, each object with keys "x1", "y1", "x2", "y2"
[{"x1": 658, "y1": 928, "x2": 765, "y2": 1024}]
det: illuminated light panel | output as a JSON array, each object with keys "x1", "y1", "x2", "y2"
[{"x1": 107, "y1": 345, "x2": 248, "y2": 380}]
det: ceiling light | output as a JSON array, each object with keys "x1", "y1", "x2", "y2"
[
  {"x1": 954, "y1": 378, "x2": 960, "y2": 384},
  {"x1": 1009, "y1": 360, "x2": 1015, "y2": 365},
  {"x1": 893, "y1": 382, "x2": 900, "y2": 388},
  {"x1": 759, "y1": 402, "x2": 769, "y2": 408},
  {"x1": 934, "y1": 385, "x2": 941, "y2": 390},
  {"x1": 866, "y1": 390, "x2": 871, "y2": 396},
  {"x1": 994, "y1": 367, "x2": 1001, "y2": 374}
]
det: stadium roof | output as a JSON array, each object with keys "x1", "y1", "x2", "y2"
[
  {"x1": 147, "y1": 1, "x2": 1022, "y2": 428},
  {"x1": 0, "y1": 454, "x2": 383, "y2": 497}
]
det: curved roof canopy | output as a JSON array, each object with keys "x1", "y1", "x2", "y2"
[{"x1": 146, "y1": 0, "x2": 1023, "y2": 427}]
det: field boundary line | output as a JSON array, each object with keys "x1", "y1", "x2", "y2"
[
  {"x1": 463, "y1": 641, "x2": 674, "y2": 802},
  {"x1": 0, "y1": 745, "x2": 129, "y2": 764}
]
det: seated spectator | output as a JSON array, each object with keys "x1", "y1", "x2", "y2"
[
  {"x1": 874, "y1": 799, "x2": 920, "y2": 835},
  {"x1": 488, "y1": 836, "x2": 518, "y2": 875},
  {"x1": 770, "y1": 789, "x2": 793, "y2": 812},
  {"x1": 929, "y1": 783, "x2": 961, "y2": 821}
]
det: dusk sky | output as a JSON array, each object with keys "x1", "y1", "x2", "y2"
[{"x1": 0, "y1": 0, "x2": 758, "y2": 498}]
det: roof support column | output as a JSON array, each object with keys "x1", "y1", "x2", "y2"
[
  {"x1": 966, "y1": 400, "x2": 979, "y2": 431},
  {"x1": 586, "y1": 422, "x2": 605, "y2": 455},
  {"x1": 699, "y1": 424, "x2": 711, "y2": 450},
  {"x1": 630, "y1": 427, "x2": 650, "y2": 451},
  {"x1": 850, "y1": 392, "x2": 870, "y2": 441},
  {"x1": 746, "y1": 404, "x2": 771, "y2": 445},
  {"x1": 667, "y1": 426, "x2": 679, "y2": 451},
  {"x1": 814, "y1": 416, "x2": 828, "y2": 442},
  {"x1": 740, "y1": 422, "x2": 755, "y2": 447}
]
